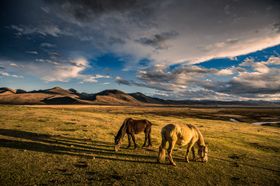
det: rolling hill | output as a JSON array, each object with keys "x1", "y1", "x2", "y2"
[{"x1": 0, "y1": 86, "x2": 279, "y2": 106}]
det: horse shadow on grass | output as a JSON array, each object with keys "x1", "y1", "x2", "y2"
[
  {"x1": 0, "y1": 129, "x2": 164, "y2": 165},
  {"x1": 1, "y1": 129, "x2": 279, "y2": 172}
]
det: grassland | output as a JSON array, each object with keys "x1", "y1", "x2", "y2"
[{"x1": 0, "y1": 105, "x2": 279, "y2": 185}]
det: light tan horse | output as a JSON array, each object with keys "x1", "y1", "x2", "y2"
[{"x1": 157, "y1": 123, "x2": 208, "y2": 166}]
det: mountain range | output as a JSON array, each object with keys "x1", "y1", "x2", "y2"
[{"x1": 0, "y1": 86, "x2": 279, "y2": 106}]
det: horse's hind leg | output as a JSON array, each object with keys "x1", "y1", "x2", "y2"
[
  {"x1": 167, "y1": 139, "x2": 177, "y2": 166},
  {"x1": 131, "y1": 133, "x2": 138, "y2": 149},
  {"x1": 157, "y1": 138, "x2": 167, "y2": 163},
  {"x1": 191, "y1": 147, "x2": 196, "y2": 161},
  {"x1": 142, "y1": 130, "x2": 148, "y2": 148},
  {"x1": 147, "y1": 127, "x2": 152, "y2": 147}
]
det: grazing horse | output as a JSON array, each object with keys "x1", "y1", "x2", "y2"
[
  {"x1": 158, "y1": 123, "x2": 208, "y2": 166},
  {"x1": 114, "y1": 118, "x2": 152, "y2": 151}
]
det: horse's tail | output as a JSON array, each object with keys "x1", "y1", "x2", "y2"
[
  {"x1": 158, "y1": 127, "x2": 166, "y2": 163},
  {"x1": 160, "y1": 126, "x2": 166, "y2": 143},
  {"x1": 158, "y1": 125, "x2": 173, "y2": 163}
]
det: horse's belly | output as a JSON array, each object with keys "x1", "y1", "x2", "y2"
[{"x1": 177, "y1": 139, "x2": 189, "y2": 146}]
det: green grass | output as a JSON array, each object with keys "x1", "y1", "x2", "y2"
[{"x1": 0, "y1": 105, "x2": 279, "y2": 185}]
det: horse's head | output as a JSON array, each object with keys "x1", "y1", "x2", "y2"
[
  {"x1": 114, "y1": 135, "x2": 122, "y2": 152},
  {"x1": 114, "y1": 118, "x2": 131, "y2": 152},
  {"x1": 198, "y1": 145, "x2": 208, "y2": 163}
]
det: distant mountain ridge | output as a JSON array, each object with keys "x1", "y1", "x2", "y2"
[{"x1": 0, "y1": 86, "x2": 279, "y2": 106}]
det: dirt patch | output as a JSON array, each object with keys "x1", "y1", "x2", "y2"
[
  {"x1": 228, "y1": 153, "x2": 247, "y2": 160},
  {"x1": 249, "y1": 142, "x2": 279, "y2": 153}
]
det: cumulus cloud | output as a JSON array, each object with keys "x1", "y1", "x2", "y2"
[
  {"x1": 1, "y1": 57, "x2": 111, "y2": 84},
  {"x1": 116, "y1": 64, "x2": 216, "y2": 92},
  {"x1": 116, "y1": 56, "x2": 280, "y2": 100},
  {"x1": 39, "y1": 58, "x2": 89, "y2": 82},
  {"x1": 80, "y1": 74, "x2": 110, "y2": 83},
  {"x1": 216, "y1": 68, "x2": 235, "y2": 76}
]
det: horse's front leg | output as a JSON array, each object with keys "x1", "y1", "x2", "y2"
[
  {"x1": 185, "y1": 139, "x2": 196, "y2": 163},
  {"x1": 131, "y1": 133, "x2": 138, "y2": 149},
  {"x1": 168, "y1": 139, "x2": 177, "y2": 166},
  {"x1": 126, "y1": 134, "x2": 131, "y2": 149}
]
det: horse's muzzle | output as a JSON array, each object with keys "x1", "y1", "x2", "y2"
[
  {"x1": 114, "y1": 145, "x2": 120, "y2": 152},
  {"x1": 202, "y1": 156, "x2": 208, "y2": 163}
]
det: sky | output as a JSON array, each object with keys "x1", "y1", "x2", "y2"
[{"x1": 0, "y1": 0, "x2": 280, "y2": 101}]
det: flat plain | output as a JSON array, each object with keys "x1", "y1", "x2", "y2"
[{"x1": 0, "y1": 105, "x2": 279, "y2": 185}]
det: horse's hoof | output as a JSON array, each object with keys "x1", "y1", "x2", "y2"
[
  {"x1": 185, "y1": 158, "x2": 189, "y2": 163},
  {"x1": 171, "y1": 162, "x2": 176, "y2": 166}
]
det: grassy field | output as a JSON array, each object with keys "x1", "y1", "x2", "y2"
[{"x1": 0, "y1": 105, "x2": 279, "y2": 186}]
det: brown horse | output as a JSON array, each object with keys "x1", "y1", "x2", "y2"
[
  {"x1": 158, "y1": 123, "x2": 208, "y2": 166},
  {"x1": 114, "y1": 118, "x2": 152, "y2": 151}
]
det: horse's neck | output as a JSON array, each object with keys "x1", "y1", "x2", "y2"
[{"x1": 117, "y1": 121, "x2": 128, "y2": 140}]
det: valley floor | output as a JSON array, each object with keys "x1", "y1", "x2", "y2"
[{"x1": 0, "y1": 105, "x2": 279, "y2": 185}]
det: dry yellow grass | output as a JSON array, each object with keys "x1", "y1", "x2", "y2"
[{"x1": 0, "y1": 105, "x2": 279, "y2": 185}]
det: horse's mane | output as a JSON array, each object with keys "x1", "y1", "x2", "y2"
[
  {"x1": 196, "y1": 128, "x2": 206, "y2": 146},
  {"x1": 186, "y1": 124, "x2": 205, "y2": 146},
  {"x1": 115, "y1": 118, "x2": 131, "y2": 142}
]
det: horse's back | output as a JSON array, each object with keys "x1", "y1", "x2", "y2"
[
  {"x1": 131, "y1": 119, "x2": 152, "y2": 133},
  {"x1": 161, "y1": 123, "x2": 198, "y2": 146}
]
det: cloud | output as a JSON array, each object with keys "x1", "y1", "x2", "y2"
[
  {"x1": 9, "y1": 63, "x2": 19, "y2": 67},
  {"x1": 26, "y1": 51, "x2": 39, "y2": 55},
  {"x1": 136, "y1": 31, "x2": 178, "y2": 50},
  {"x1": 40, "y1": 43, "x2": 56, "y2": 48},
  {"x1": 31, "y1": 58, "x2": 89, "y2": 82},
  {"x1": 116, "y1": 65, "x2": 216, "y2": 92},
  {"x1": 10, "y1": 24, "x2": 65, "y2": 37},
  {"x1": 45, "y1": 0, "x2": 158, "y2": 22},
  {"x1": 116, "y1": 56, "x2": 280, "y2": 100},
  {"x1": 204, "y1": 57, "x2": 280, "y2": 96},
  {"x1": 42, "y1": 0, "x2": 280, "y2": 66},
  {"x1": 1, "y1": 57, "x2": 111, "y2": 84},
  {"x1": 80, "y1": 74, "x2": 110, "y2": 83},
  {"x1": 273, "y1": 22, "x2": 280, "y2": 33},
  {"x1": 0, "y1": 71, "x2": 23, "y2": 79},
  {"x1": 1, "y1": 0, "x2": 280, "y2": 101},
  {"x1": 216, "y1": 68, "x2": 234, "y2": 76}
]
